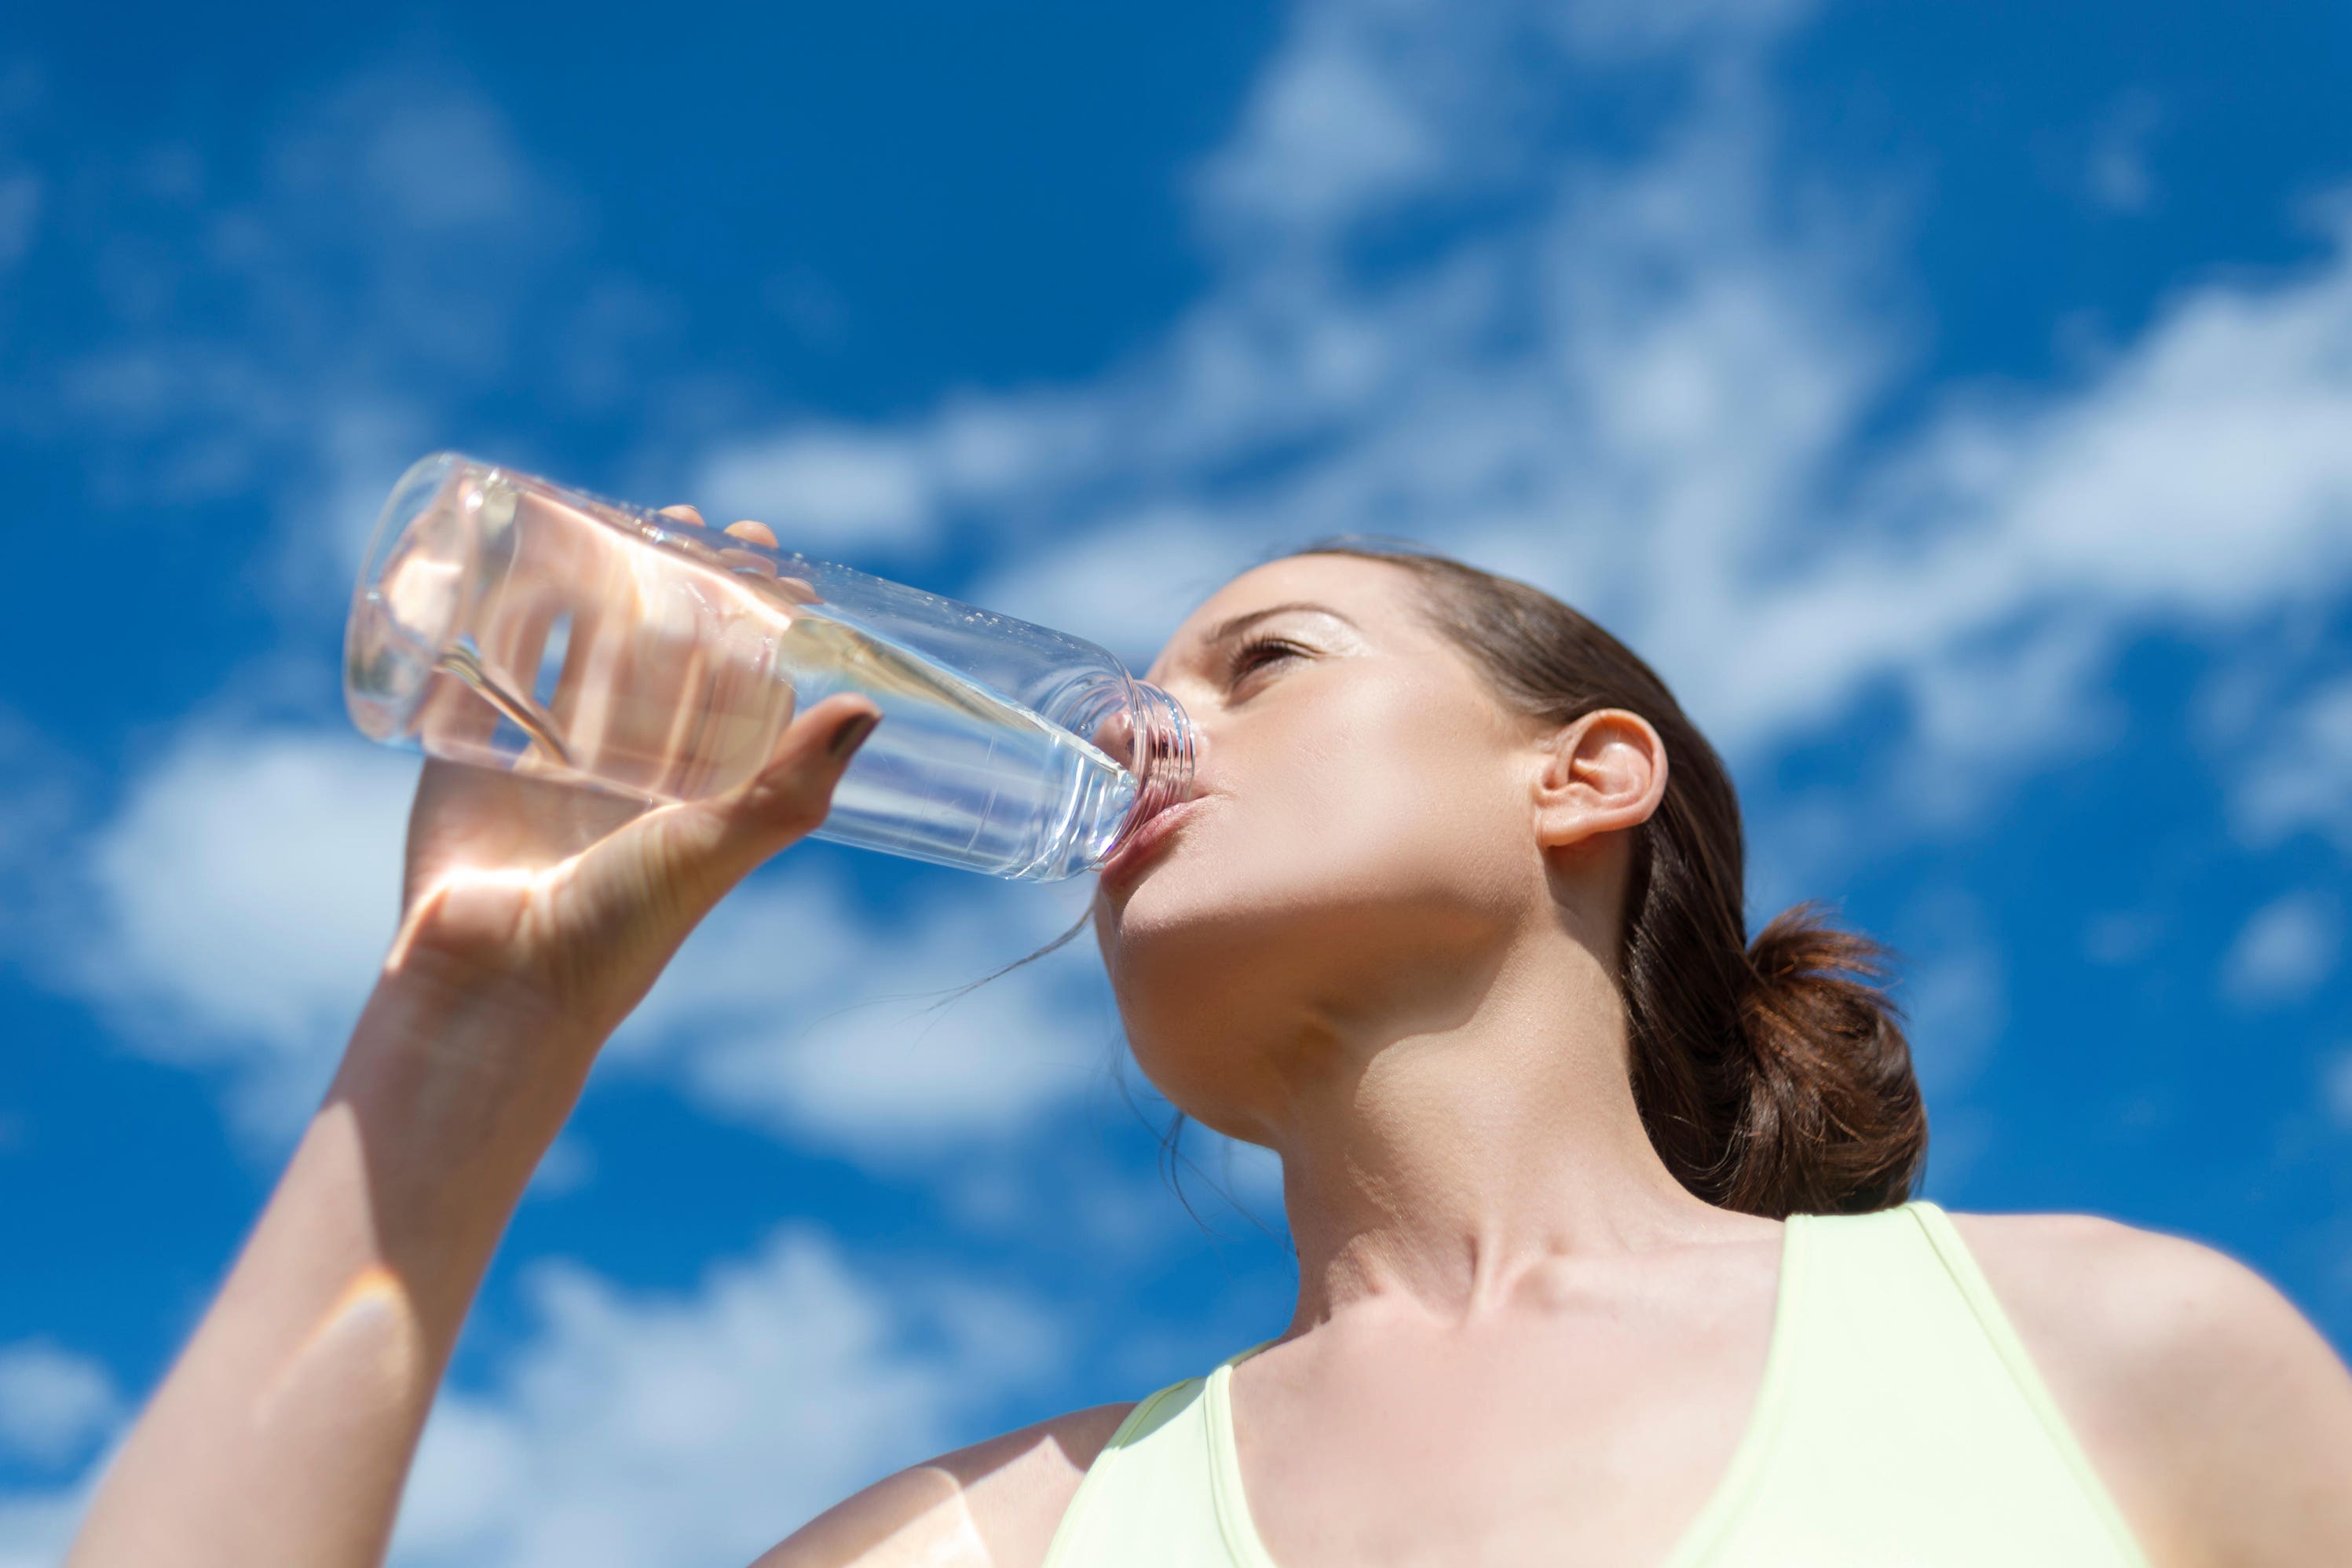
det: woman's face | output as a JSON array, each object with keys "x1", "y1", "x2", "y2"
[{"x1": 1093, "y1": 554, "x2": 1553, "y2": 1140}]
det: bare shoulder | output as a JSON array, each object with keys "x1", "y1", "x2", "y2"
[
  {"x1": 1946, "y1": 1210, "x2": 2352, "y2": 1566},
  {"x1": 749, "y1": 1401, "x2": 1135, "y2": 1568}
]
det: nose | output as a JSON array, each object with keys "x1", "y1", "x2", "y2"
[
  {"x1": 1092, "y1": 709, "x2": 1138, "y2": 771},
  {"x1": 1085, "y1": 685, "x2": 1202, "y2": 810}
]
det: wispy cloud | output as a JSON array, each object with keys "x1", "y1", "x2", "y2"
[
  {"x1": 53, "y1": 726, "x2": 415, "y2": 1131},
  {"x1": 0, "y1": 64, "x2": 42, "y2": 281},
  {"x1": 0, "y1": 1342, "x2": 120, "y2": 1469},
  {"x1": 2233, "y1": 674, "x2": 2352, "y2": 853},
  {"x1": 683, "y1": 1, "x2": 2352, "y2": 865},
  {"x1": 10, "y1": 65, "x2": 636, "y2": 624},
  {"x1": 2325, "y1": 1049, "x2": 2352, "y2": 1128},
  {"x1": 393, "y1": 1228, "x2": 1060, "y2": 1568},
  {"x1": 2083, "y1": 91, "x2": 2164, "y2": 215},
  {"x1": 1891, "y1": 890, "x2": 2008, "y2": 1102},
  {"x1": 611, "y1": 867, "x2": 1115, "y2": 1161},
  {"x1": 0, "y1": 1234, "x2": 1063, "y2": 1568},
  {"x1": 0, "y1": 1340, "x2": 115, "y2": 1568},
  {"x1": 36, "y1": 0, "x2": 2352, "y2": 1165},
  {"x1": 2221, "y1": 891, "x2": 2343, "y2": 1007},
  {"x1": 25, "y1": 718, "x2": 1120, "y2": 1160},
  {"x1": 697, "y1": 426, "x2": 938, "y2": 554}
]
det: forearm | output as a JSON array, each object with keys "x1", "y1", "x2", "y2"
[{"x1": 68, "y1": 974, "x2": 599, "y2": 1568}]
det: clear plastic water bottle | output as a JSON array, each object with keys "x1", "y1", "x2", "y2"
[{"x1": 344, "y1": 452, "x2": 1194, "y2": 880}]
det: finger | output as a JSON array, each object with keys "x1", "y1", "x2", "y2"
[
  {"x1": 668, "y1": 694, "x2": 881, "y2": 898},
  {"x1": 716, "y1": 546, "x2": 781, "y2": 580},
  {"x1": 717, "y1": 520, "x2": 782, "y2": 580},
  {"x1": 722, "y1": 519, "x2": 778, "y2": 548}
]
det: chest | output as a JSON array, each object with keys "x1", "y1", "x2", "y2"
[{"x1": 1227, "y1": 1317, "x2": 1770, "y2": 1568}]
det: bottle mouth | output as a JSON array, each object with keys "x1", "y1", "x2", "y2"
[{"x1": 1103, "y1": 682, "x2": 1195, "y2": 857}]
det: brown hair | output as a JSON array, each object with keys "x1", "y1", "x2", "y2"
[{"x1": 1298, "y1": 538, "x2": 1927, "y2": 1218}]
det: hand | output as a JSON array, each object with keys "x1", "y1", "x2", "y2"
[{"x1": 383, "y1": 510, "x2": 879, "y2": 1050}]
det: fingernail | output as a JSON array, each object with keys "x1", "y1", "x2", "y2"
[{"x1": 829, "y1": 711, "x2": 880, "y2": 758}]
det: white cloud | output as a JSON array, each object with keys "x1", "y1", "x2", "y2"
[
  {"x1": 526, "y1": 1135, "x2": 597, "y2": 1199},
  {"x1": 60, "y1": 726, "x2": 415, "y2": 1129},
  {"x1": 2234, "y1": 674, "x2": 2352, "y2": 852},
  {"x1": 675, "y1": 8, "x2": 2352, "y2": 853},
  {"x1": 615, "y1": 868, "x2": 1115, "y2": 1161},
  {"x1": 0, "y1": 1235, "x2": 1060, "y2": 1568},
  {"x1": 337, "y1": 91, "x2": 536, "y2": 233},
  {"x1": 1898, "y1": 929, "x2": 2007, "y2": 1102},
  {"x1": 2221, "y1": 892, "x2": 2342, "y2": 1007},
  {"x1": 1552, "y1": 0, "x2": 1817, "y2": 59},
  {"x1": 37, "y1": 716, "x2": 1117, "y2": 1157},
  {"x1": 966, "y1": 504, "x2": 1248, "y2": 665},
  {"x1": 695, "y1": 426, "x2": 938, "y2": 554},
  {"x1": 2325, "y1": 1049, "x2": 2352, "y2": 1128},
  {"x1": 0, "y1": 707, "x2": 91, "y2": 959},
  {"x1": 0, "y1": 1479, "x2": 97, "y2": 1568},
  {"x1": 0, "y1": 1342, "x2": 118, "y2": 1568},
  {"x1": 394, "y1": 1227, "x2": 1059, "y2": 1568},
  {"x1": 31, "y1": 0, "x2": 2352, "y2": 1184},
  {"x1": 1194, "y1": 2, "x2": 1447, "y2": 242},
  {"x1": 0, "y1": 1342, "x2": 121, "y2": 1468},
  {"x1": 24, "y1": 68, "x2": 583, "y2": 621}
]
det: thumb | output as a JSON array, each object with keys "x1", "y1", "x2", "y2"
[{"x1": 651, "y1": 695, "x2": 882, "y2": 916}]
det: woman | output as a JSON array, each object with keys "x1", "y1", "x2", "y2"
[{"x1": 68, "y1": 532, "x2": 2352, "y2": 1566}]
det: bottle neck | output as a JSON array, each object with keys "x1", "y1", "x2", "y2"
[{"x1": 1108, "y1": 682, "x2": 1195, "y2": 851}]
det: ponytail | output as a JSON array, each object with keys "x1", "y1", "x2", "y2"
[{"x1": 1721, "y1": 905, "x2": 1925, "y2": 1214}]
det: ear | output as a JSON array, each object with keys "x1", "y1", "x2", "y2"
[{"x1": 1532, "y1": 708, "x2": 1669, "y2": 853}]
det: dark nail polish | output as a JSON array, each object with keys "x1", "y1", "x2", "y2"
[{"x1": 830, "y1": 712, "x2": 880, "y2": 758}]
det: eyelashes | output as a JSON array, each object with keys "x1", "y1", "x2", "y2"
[{"x1": 1224, "y1": 634, "x2": 1308, "y2": 685}]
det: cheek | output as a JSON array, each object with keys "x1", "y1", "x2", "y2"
[
  {"x1": 1301, "y1": 687, "x2": 1525, "y2": 892},
  {"x1": 1128, "y1": 671, "x2": 1530, "y2": 927}
]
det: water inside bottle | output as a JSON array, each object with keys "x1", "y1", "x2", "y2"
[{"x1": 350, "y1": 484, "x2": 1147, "y2": 883}]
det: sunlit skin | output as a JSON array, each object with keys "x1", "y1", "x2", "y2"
[
  {"x1": 68, "y1": 543, "x2": 2352, "y2": 1568},
  {"x1": 251, "y1": 1265, "x2": 417, "y2": 1431}
]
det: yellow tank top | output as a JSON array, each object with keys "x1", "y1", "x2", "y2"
[{"x1": 1040, "y1": 1202, "x2": 2150, "y2": 1567}]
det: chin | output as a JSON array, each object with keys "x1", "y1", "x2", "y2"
[
  {"x1": 1096, "y1": 818, "x2": 1322, "y2": 976},
  {"x1": 1099, "y1": 826, "x2": 1516, "y2": 1097}
]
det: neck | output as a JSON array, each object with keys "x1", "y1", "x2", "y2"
[{"x1": 1267, "y1": 929, "x2": 1753, "y2": 1336}]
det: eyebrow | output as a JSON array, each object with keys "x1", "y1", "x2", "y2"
[{"x1": 1198, "y1": 601, "x2": 1362, "y2": 649}]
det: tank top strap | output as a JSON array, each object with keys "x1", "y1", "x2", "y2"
[
  {"x1": 1676, "y1": 1201, "x2": 2150, "y2": 1567},
  {"x1": 1040, "y1": 1340, "x2": 1276, "y2": 1568},
  {"x1": 1902, "y1": 1201, "x2": 2152, "y2": 1552}
]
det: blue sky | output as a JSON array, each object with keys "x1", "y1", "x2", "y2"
[{"x1": 5, "y1": 1, "x2": 2352, "y2": 1560}]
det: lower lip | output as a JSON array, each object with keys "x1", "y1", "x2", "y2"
[{"x1": 1098, "y1": 795, "x2": 1208, "y2": 885}]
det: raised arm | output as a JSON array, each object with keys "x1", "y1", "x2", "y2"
[{"x1": 68, "y1": 509, "x2": 885, "y2": 1568}]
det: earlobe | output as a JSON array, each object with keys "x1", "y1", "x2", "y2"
[{"x1": 1533, "y1": 708, "x2": 1669, "y2": 851}]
